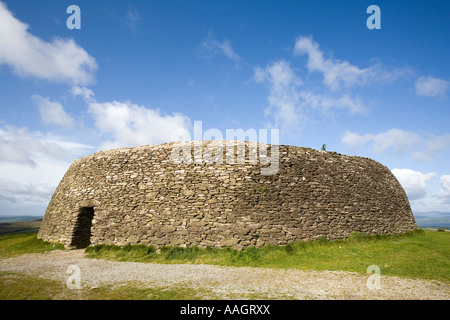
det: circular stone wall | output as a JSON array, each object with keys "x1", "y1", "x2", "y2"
[{"x1": 37, "y1": 140, "x2": 417, "y2": 249}]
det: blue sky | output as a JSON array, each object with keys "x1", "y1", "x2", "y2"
[{"x1": 0, "y1": 0, "x2": 449, "y2": 216}]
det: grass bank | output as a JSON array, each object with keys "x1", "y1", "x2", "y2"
[
  {"x1": 85, "y1": 230, "x2": 450, "y2": 282},
  {"x1": 0, "y1": 233, "x2": 64, "y2": 257},
  {"x1": 1, "y1": 230, "x2": 448, "y2": 283}
]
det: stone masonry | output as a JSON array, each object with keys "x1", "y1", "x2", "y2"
[{"x1": 37, "y1": 140, "x2": 417, "y2": 249}]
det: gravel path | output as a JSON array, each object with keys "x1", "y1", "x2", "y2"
[{"x1": 1, "y1": 250, "x2": 449, "y2": 300}]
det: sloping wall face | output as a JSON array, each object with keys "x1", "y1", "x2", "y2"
[{"x1": 38, "y1": 141, "x2": 417, "y2": 249}]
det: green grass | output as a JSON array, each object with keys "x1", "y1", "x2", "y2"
[
  {"x1": 0, "y1": 272, "x2": 214, "y2": 300},
  {"x1": 0, "y1": 233, "x2": 64, "y2": 257},
  {"x1": 85, "y1": 230, "x2": 450, "y2": 282},
  {"x1": 1, "y1": 230, "x2": 448, "y2": 284}
]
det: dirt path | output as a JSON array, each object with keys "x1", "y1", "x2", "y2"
[{"x1": 0, "y1": 249, "x2": 448, "y2": 300}]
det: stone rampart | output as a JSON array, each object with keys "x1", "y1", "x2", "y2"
[{"x1": 37, "y1": 140, "x2": 417, "y2": 249}]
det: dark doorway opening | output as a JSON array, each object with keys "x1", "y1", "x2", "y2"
[{"x1": 71, "y1": 207, "x2": 94, "y2": 249}]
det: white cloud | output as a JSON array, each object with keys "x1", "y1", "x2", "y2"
[
  {"x1": 254, "y1": 60, "x2": 303, "y2": 128},
  {"x1": 293, "y1": 35, "x2": 404, "y2": 91},
  {"x1": 70, "y1": 86, "x2": 193, "y2": 150},
  {"x1": 412, "y1": 134, "x2": 450, "y2": 161},
  {"x1": 70, "y1": 86, "x2": 95, "y2": 102},
  {"x1": 391, "y1": 171, "x2": 450, "y2": 213},
  {"x1": 342, "y1": 129, "x2": 450, "y2": 160},
  {"x1": 88, "y1": 100, "x2": 192, "y2": 150},
  {"x1": 299, "y1": 91, "x2": 368, "y2": 115},
  {"x1": 341, "y1": 132, "x2": 375, "y2": 150},
  {"x1": 415, "y1": 76, "x2": 449, "y2": 98},
  {"x1": 0, "y1": 156, "x2": 70, "y2": 215},
  {"x1": 32, "y1": 95, "x2": 74, "y2": 128},
  {"x1": 199, "y1": 32, "x2": 241, "y2": 63},
  {"x1": 392, "y1": 168, "x2": 437, "y2": 201},
  {"x1": 254, "y1": 60, "x2": 302, "y2": 88},
  {"x1": 371, "y1": 129, "x2": 421, "y2": 155},
  {"x1": 0, "y1": 125, "x2": 82, "y2": 167},
  {"x1": 125, "y1": 4, "x2": 141, "y2": 31},
  {"x1": 437, "y1": 175, "x2": 450, "y2": 205},
  {"x1": 0, "y1": 1, "x2": 97, "y2": 85},
  {"x1": 0, "y1": 178, "x2": 54, "y2": 205},
  {"x1": 254, "y1": 60, "x2": 368, "y2": 130},
  {"x1": 0, "y1": 124, "x2": 94, "y2": 215}
]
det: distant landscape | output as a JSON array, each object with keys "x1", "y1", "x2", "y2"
[
  {"x1": 0, "y1": 216, "x2": 43, "y2": 236},
  {"x1": 0, "y1": 216, "x2": 43, "y2": 223},
  {"x1": 413, "y1": 211, "x2": 450, "y2": 230},
  {"x1": 0, "y1": 211, "x2": 449, "y2": 236}
]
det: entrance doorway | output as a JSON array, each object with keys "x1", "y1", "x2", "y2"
[{"x1": 71, "y1": 207, "x2": 94, "y2": 249}]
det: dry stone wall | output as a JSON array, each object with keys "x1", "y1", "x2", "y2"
[{"x1": 38, "y1": 140, "x2": 417, "y2": 249}]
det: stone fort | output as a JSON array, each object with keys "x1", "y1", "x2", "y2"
[{"x1": 37, "y1": 140, "x2": 417, "y2": 249}]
